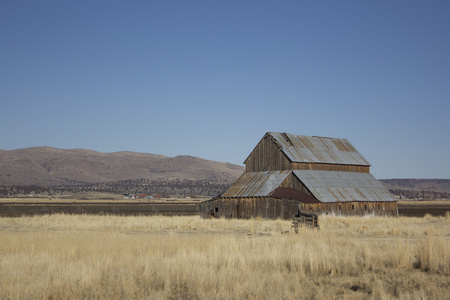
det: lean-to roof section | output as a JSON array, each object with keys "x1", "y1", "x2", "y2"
[
  {"x1": 293, "y1": 170, "x2": 396, "y2": 203},
  {"x1": 222, "y1": 170, "x2": 291, "y2": 198},
  {"x1": 269, "y1": 132, "x2": 371, "y2": 166}
]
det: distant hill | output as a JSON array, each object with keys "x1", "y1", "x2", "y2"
[
  {"x1": 380, "y1": 179, "x2": 450, "y2": 200},
  {"x1": 0, "y1": 147, "x2": 245, "y2": 186},
  {"x1": 380, "y1": 179, "x2": 450, "y2": 193},
  {"x1": 1, "y1": 147, "x2": 448, "y2": 199}
]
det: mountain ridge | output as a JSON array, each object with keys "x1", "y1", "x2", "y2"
[
  {"x1": 380, "y1": 179, "x2": 450, "y2": 194},
  {"x1": 1, "y1": 147, "x2": 449, "y2": 198},
  {"x1": 0, "y1": 146, "x2": 245, "y2": 186}
]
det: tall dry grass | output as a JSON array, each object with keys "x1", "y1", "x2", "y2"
[{"x1": 0, "y1": 214, "x2": 449, "y2": 299}]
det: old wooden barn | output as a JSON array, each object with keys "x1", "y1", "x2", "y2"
[{"x1": 200, "y1": 132, "x2": 397, "y2": 219}]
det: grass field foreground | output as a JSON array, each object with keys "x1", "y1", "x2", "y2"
[{"x1": 0, "y1": 214, "x2": 449, "y2": 299}]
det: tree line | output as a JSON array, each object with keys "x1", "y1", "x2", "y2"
[
  {"x1": 2, "y1": 181, "x2": 448, "y2": 200},
  {"x1": 0, "y1": 178, "x2": 232, "y2": 198},
  {"x1": 388, "y1": 189, "x2": 449, "y2": 200}
]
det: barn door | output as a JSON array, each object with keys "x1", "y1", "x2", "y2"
[{"x1": 283, "y1": 200, "x2": 290, "y2": 219}]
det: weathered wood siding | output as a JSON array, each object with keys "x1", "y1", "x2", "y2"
[
  {"x1": 200, "y1": 198, "x2": 398, "y2": 219},
  {"x1": 290, "y1": 172, "x2": 313, "y2": 195},
  {"x1": 291, "y1": 163, "x2": 370, "y2": 173},
  {"x1": 300, "y1": 201, "x2": 398, "y2": 216},
  {"x1": 245, "y1": 135, "x2": 291, "y2": 172},
  {"x1": 200, "y1": 197, "x2": 300, "y2": 220},
  {"x1": 200, "y1": 197, "x2": 397, "y2": 220}
]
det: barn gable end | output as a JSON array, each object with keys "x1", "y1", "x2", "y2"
[{"x1": 244, "y1": 133, "x2": 291, "y2": 172}]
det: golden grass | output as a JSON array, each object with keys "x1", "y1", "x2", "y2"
[{"x1": 0, "y1": 214, "x2": 449, "y2": 299}]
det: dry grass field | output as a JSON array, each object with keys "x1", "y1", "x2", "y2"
[{"x1": 0, "y1": 214, "x2": 449, "y2": 299}]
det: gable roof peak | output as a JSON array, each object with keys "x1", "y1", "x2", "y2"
[{"x1": 268, "y1": 131, "x2": 344, "y2": 141}]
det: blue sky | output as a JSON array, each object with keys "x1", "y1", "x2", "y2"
[{"x1": 1, "y1": 1, "x2": 449, "y2": 179}]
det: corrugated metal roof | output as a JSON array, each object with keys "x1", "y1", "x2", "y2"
[
  {"x1": 293, "y1": 170, "x2": 395, "y2": 202},
  {"x1": 269, "y1": 132, "x2": 371, "y2": 166},
  {"x1": 222, "y1": 170, "x2": 290, "y2": 198}
]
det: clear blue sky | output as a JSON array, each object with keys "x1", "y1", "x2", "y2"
[{"x1": 1, "y1": 1, "x2": 449, "y2": 179}]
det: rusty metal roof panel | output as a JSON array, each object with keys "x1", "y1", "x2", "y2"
[
  {"x1": 222, "y1": 170, "x2": 290, "y2": 198},
  {"x1": 269, "y1": 132, "x2": 371, "y2": 166},
  {"x1": 293, "y1": 170, "x2": 395, "y2": 202}
]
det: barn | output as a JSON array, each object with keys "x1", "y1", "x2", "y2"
[{"x1": 200, "y1": 132, "x2": 397, "y2": 219}]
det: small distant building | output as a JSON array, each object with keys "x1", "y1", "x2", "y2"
[{"x1": 200, "y1": 132, "x2": 397, "y2": 219}]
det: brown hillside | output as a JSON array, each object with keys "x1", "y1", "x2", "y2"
[{"x1": 0, "y1": 147, "x2": 244, "y2": 186}]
